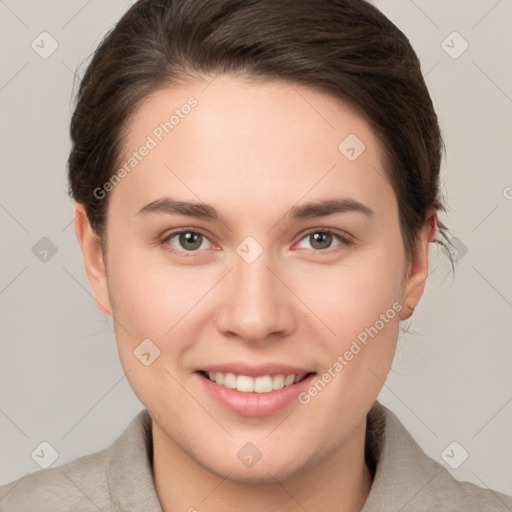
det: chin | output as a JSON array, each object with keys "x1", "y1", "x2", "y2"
[
  {"x1": 195, "y1": 439, "x2": 319, "y2": 485},
  {"x1": 204, "y1": 457, "x2": 308, "y2": 485}
]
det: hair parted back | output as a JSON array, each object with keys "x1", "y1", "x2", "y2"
[{"x1": 67, "y1": 0, "x2": 449, "y2": 262}]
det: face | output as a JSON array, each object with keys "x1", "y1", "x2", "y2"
[{"x1": 76, "y1": 74, "x2": 434, "y2": 483}]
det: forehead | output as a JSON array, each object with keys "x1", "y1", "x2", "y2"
[{"x1": 109, "y1": 74, "x2": 395, "y2": 222}]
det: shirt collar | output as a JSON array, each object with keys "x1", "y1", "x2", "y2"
[
  {"x1": 361, "y1": 401, "x2": 443, "y2": 511},
  {"x1": 107, "y1": 409, "x2": 163, "y2": 512}
]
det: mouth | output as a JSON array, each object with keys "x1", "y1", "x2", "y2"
[
  {"x1": 198, "y1": 370, "x2": 315, "y2": 393},
  {"x1": 195, "y1": 368, "x2": 318, "y2": 417}
]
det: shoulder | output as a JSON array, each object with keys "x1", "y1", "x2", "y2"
[
  {"x1": 363, "y1": 402, "x2": 512, "y2": 512},
  {"x1": 0, "y1": 409, "x2": 160, "y2": 512},
  {"x1": 0, "y1": 448, "x2": 110, "y2": 512}
]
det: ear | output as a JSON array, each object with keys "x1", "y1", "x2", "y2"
[
  {"x1": 73, "y1": 203, "x2": 112, "y2": 316},
  {"x1": 399, "y1": 208, "x2": 437, "y2": 321}
]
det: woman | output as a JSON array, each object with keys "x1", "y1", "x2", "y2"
[{"x1": 1, "y1": 0, "x2": 510, "y2": 510}]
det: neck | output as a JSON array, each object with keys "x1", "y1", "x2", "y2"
[{"x1": 152, "y1": 416, "x2": 373, "y2": 512}]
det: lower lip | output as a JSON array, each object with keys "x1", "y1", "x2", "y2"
[{"x1": 196, "y1": 372, "x2": 317, "y2": 417}]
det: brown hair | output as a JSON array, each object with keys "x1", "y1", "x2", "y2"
[{"x1": 67, "y1": 0, "x2": 450, "y2": 263}]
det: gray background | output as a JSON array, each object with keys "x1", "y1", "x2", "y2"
[{"x1": 1, "y1": 0, "x2": 511, "y2": 496}]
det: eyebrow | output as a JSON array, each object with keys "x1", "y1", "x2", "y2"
[{"x1": 136, "y1": 196, "x2": 374, "y2": 222}]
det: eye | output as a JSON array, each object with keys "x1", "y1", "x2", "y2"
[
  {"x1": 161, "y1": 228, "x2": 352, "y2": 257},
  {"x1": 162, "y1": 229, "x2": 215, "y2": 255},
  {"x1": 295, "y1": 229, "x2": 352, "y2": 252}
]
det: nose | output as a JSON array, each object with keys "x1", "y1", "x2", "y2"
[{"x1": 215, "y1": 250, "x2": 297, "y2": 344}]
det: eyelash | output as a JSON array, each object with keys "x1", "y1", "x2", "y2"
[{"x1": 160, "y1": 227, "x2": 353, "y2": 257}]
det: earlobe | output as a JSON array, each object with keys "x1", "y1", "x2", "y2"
[
  {"x1": 73, "y1": 203, "x2": 113, "y2": 316},
  {"x1": 399, "y1": 209, "x2": 437, "y2": 321}
]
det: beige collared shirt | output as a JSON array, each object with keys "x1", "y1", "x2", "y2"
[{"x1": 1, "y1": 401, "x2": 511, "y2": 511}]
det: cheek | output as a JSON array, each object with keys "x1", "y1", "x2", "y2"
[
  {"x1": 292, "y1": 262, "x2": 402, "y2": 418},
  {"x1": 295, "y1": 254, "x2": 404, "y2": 337},
  {"x1": 107, "y1": 249, "x2": 213, "y2": 337},
  {"x1": 290, "y1": 249, "x2": 405, "y2": 402},
  {"x1": 106, "y1": 251, "x2": 204, "y2": 407}
]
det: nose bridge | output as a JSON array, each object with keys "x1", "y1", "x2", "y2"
[{"x1": 216, "y1": 246, "x2": 295, "y2": 342}]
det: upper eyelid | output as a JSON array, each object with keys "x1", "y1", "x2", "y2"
[
  {"x1": 299, "y1": 227, "x2": 351, "y2": 239},
  {"x1": 163, "y1": 227, "x2": 215, "y2": 244}
]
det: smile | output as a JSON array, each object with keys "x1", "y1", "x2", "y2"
[{"x1": 200, "y1": 371, "x2": 311, "y2": 393}]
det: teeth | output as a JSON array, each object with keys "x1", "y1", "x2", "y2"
[
  {"x1": 272, "y1": 374, "x2": 285, "y2": 390},
  {"x1": 237, "y1": 375, "x2": 254, "y2": 392},
  {"x1": 223, "y1": 372, "x2": 237, "y2": 389},
  {"x1": 205, "y1": 371, "x2": 307, "y2": 393},
  {"x1": 254, "y1": 376, "x2": 272, "y2": 393}
]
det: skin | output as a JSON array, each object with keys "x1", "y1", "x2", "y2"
[{"x1": 74, "y1": 74, "x2": 436, "y2": 512}]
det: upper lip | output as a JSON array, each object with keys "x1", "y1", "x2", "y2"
[{"x1": 198, "y1": 362, "x2": 315, "y2": 378}]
